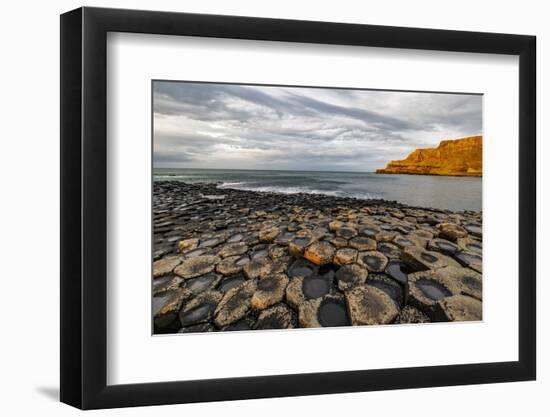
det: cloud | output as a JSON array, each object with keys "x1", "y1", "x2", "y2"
[{"x1": 153, "y1": 81, "x2": 482, "y2": 171}]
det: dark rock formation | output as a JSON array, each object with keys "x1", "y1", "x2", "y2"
[{"x1": 151, "y1": 181, "x2": 483, "y2": 334}]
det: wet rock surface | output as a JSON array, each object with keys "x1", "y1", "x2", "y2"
[
  {"x1": 174, "y1": 255, "x2": 220, "y2": 279},
  {"x1": 299, "y1": 294, "x2": 350, "y2": 328},
  {"x1": 432, "y1": 294, "x2": 482, "y2": 322},
  {"x1": 214, "y1": 280, "x2": 257, "y2": 327},
  {"x1": 345, "y1": 285, "x2": 399, "y2": 325},
  {"x1": 394, "y1": 305, "x2": 430, "y2": 324},
  {"x1": 255, "y1": 304, "x2": 296, "y2": 329},
  {"x1": 251, "y1": 273, "x2": 289, "y2": 310},
  {"x1": 177, "y1": 290, "x2": 221, "y2": 329},
  {"x1": 153, "y1": 256, "x2": 182, "y2": 278},
  {"x1": 357, "y1": 251, "x2": 388, "y2": 272},
  {"x1": 334, "y1": 248, "x2": 358, "y2": 266},
  {"x1": 153, "y1": 181, "x2": 483, "y2": 333},
  {"x1": 335, "y1": 264, "x2": 368, "y2": 291},
  {"x1": 304, "y1": 241, "x2": 336, "y2": 265}
]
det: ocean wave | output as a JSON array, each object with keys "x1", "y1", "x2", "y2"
[
  {"x1": 216, "y1": 182, "x2": 377, "y2": 200},
  {"x1": 217, "y1": 181, "x2": 246, "y2": 187}
]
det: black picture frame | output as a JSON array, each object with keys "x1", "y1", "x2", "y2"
[{"x1": 60, "y1": 6, "x2": 536, "y2": 410}]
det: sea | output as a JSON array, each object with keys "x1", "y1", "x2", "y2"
[{"x1": 153, "y1": 168, "x2": 482, "y2": 212}]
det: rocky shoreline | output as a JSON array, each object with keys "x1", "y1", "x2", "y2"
[{"x1": 153, "y1": 181, "x2": 483, "y2": 334}]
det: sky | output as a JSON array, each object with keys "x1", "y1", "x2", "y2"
[{"x1": 153, "y1": 81, "x2": 482, "y2": 172}]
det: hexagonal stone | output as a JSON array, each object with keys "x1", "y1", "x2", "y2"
[
  {"x1": 153, "y1": 246, "x2": 171, "y2": 261},
  {"x1": 358, "y1": 224, "x2": 380, "y2": 238},
  {"x1": 174, "y1": 255, "x2": 221, "y2": 279},
  {"x1": 463, "y1": 223, "x2": 482, "y2": 238},
  {"x1": 218, "y1": 242, "x2": 248, "y2": 258},
  {"x1": 394, "y1": 305, "x2": 430, "y2": 324},
  {"x1": 216, "y1": 255, "x2": 245, "y2": 276},
  {"x1": 302, "y1": 273, "x2": 332, "y2": 300},
  {"x1": 384, "y1": 260, "x2": 410, "y2": 286},
  {"x1": 285, "y1": 276, "x2": 306, "y2": 309},
  {"x1": 427, "y1": 238, "x2": 460, "y2": 255},
  {"x1": 243, "y1": 257, "x2": 287, "y2": 280},
  {"x1": 287, "y1": 257, "x2": 317, "y2": 278},
  {"x1": 375, "y1": 230, "x2": 399, "y2": 242},
  {"x1": 366, "y1": 274, "x2": 404, "y2": 307},
  {"x1": 268, "y1": 244, "x2": 287, "y2": 259},
  {"x1": 259, "y1": 226, "x2": 280, "y2": 242},
  {"x1": 299, "y1": 294, "x2": 350, "y2": 328},
  {"x1": 254, "y1": 304, "x2": 295, "y2": 330},
  {"x1": 153, "y1": 256, "x2": 182, "y2": 278},
  {"x1": 394, "y1": 225, "x2": 413, "y2": 235},
  {"x1": 345, "y1": 285, "x2": 399, "y2": 326},
  {"x1": 348, "y1": 236, "x2": 377, "y2": 251},
  {"x1": 251, "y1": 247, "x2": 269, "y2": 259},
  {"x1": 274, "y1": 232, "x2": 295, "y2": 246},
  {"x1": 357, "y1": 251, "x2": 388, "y2": 272},
  {"x1": 183, "y1": 248, "x2": 208, "y2": 258},
  {"x1": 328, "y1": 220, "x2": 344, "y2": 232},
  {"x1": 457, "y1": 236, "x2": 482, "y2": 255},
  {"x1": 295, "y1": 228, "x2": 315, "y2": 238},
  {"x1": 243, "y1": 233, "x2": 260, "y2": 246},
  {"x1": 336, "y1": 227, "x2": 358, "y2": 239},
  {"x1": 436, "y1": 222, "x2": 468, "y2": 242},
  {"x1": 393, "y1": 235, "x2": 419, "y2": 250},
  {"x1": 327, "y1": 236, "x2": 349, "y2": 249},
  {"x1": 335, "y1": 264, "x2": 368, "y2": 291},
  {"x1": 288, "y1": 236, "x2": 313, "y2": 256},
  {"x1": 218, "y1": 274, "x2": 246, "y2": 293},
  {"x1": 377, "y1": 242, "x2": 402, "y2": 259},
  {"x1": 199, "y1": 237, "x2": 223, "y2": 248},
  {"x1": 178, "y1": 238, "x2": 199, "y2": 253},
  {"x1": 251, "y1": 273, "x2": 290, "y2": 310},
  {"x1": 318, "y1": 263, "x2": 339, "y2": 278},
  {"x1": 389, "y1": 209, "x2": 405, "y2": 219},
  {"x1": 409, "y1": 229, "x2": 434, "y2": 241},
  {"x1": 454, "y1": 251, "x2": 482, "y2": 273},
  {"x1": 153, "y1": 275, "x2": 183, "y2": 296},
  {"x1": 408, "y1": 269, "x2": 462, "y2": 311},
  {"x1": 439, "y1": 266, "x2": 482, "y2": 300},
  {"x1": 432, "y1": 294, "x2": 482, "y2": 322},
  {"x1": 334, "y1": 247, "x2": 358, "y2": 266},
  {"x1": 153, "y1": 288, "x2": 193, "y2": 329},
  {"x1": 214, "y1": 280, "x2": 257, "y2": 327},
  {"x1": 236, "y1": 255, "x2": 250, "y2": 266},
  {"x1": 304, "y1": 241, "x2": 336, "y2": 265},
  {"x1": 184, "y1": 273, "x2": 222, "y2": 295},
  {"x1": 402, "y1": 246, "x2": 460, "y2": 272},
  {"x1": 227, "y1": 233, "x2": 244, "y2": 243},
  {"x1": 379, "y1": 223, "x2": 395, "y2": 231},
  {"x1": 179, "y1": 290, "x2": 222, "y2": 327},
  {"x1": 153, "y1": 291, "x2": 173, "y2": 318}
]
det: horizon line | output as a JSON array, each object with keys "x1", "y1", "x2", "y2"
[{"x1": 153, "y1": 167, "x2": 375, "y2": 174}]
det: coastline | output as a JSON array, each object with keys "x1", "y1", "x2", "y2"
[
  {"x1": 153, "y1": 181, "x2": 483, "y2": 334},
  {"x1": 375, "y1": 135, "x2": 483, "y2": 177},
  {"x1": 153, "y1": 169, "x2": 482, "y2": 212},
  {"x1": 375, "y1": 171, "x2": 482, "y2": 178}
]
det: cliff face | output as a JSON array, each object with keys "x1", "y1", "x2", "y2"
[{"x1": 376, "y1": 135, "x2": 482, "y2": 177}]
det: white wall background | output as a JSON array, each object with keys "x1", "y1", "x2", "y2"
[{"x1": 0, "y1": 0, "x2": 545, "y2": 415}]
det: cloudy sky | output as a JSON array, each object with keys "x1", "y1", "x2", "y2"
[{"x1": 153, "y1": 81, "x2": 482, "y2": 172}]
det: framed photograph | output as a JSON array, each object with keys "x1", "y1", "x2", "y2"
[{"x1": 60, "y1": 6, "x2": 536, "y2": 409}]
